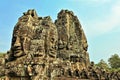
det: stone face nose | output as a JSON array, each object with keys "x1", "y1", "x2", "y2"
[{"x1": 12, "y1": 36, "x2": 21, "y2": 50}]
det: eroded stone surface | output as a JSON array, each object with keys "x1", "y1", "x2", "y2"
[
  {"x1": 0, "y1": 9, "x2": 119, "y2": 80},
  {"x1": 55, "y1": 10, "x2": 90, "y2": 69}
]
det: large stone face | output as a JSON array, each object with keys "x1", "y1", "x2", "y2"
[
  {"x1": 9, "y1": 9, "x2": 58, "y2": 61},
  {"x1": 55, "y1": 10, "x2": 89, "y2": 68}
]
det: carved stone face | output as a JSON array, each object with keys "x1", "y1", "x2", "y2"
[
  {"x1": 11, "y1": 24, "x2": 32, "y2": 57},
  {"x1": 11, "y1": 36, "x2": 23, "y2": 57}
]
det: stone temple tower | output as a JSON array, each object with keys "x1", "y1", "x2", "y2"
[{"x1": 3, "y1": 9, "x2": 90, "y2": 80}]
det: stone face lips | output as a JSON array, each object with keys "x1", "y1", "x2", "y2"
[{"x1": 4, "y1": 9, "x2": 90, "y2": 79}]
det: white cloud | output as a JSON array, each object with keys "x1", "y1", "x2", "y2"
[
  {"x1": 71, "y1": 0, "x2": 111, "y2": 4},
  {"x1": 90, "y1": 0, "x2": 110, "y2": 2},
  {"x1": 85, "y1": 0, "x2": 120, "y2": 37},
  {"x1": 112, "y1": 1, "x2": 120, "y2": 16}
]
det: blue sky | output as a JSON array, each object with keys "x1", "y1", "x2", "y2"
[{"x1": 0, "y1": 0, "x2": 120, "y2": 63}]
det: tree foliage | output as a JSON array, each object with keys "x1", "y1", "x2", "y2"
[
  {"x1": 95, "y1": 59, "x2": 109, "y2": 69},
  {"x1": 108, "y1": 54, "x2": 120, "y2": 69}
]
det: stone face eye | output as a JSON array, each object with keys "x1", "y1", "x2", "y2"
[
  {"x1": 12, "y1": 36, "x2": 17, "y2": 46},
  {"x1": 12, "y1": 36, "x2": 16, "y2": 43}
]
